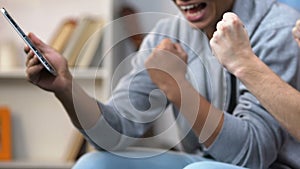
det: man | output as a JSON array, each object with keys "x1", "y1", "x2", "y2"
[
  {"x1": 25, "y1": 0, "x2": 300, "y2": 168},
  {"x1": 182, "y1": 12, "x2": 300, "y2": 169},
  {"x1": 210, "y1": 12, "x2": 300, "y2": 141}
]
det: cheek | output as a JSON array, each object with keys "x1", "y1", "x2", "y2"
[
  {"x1": 202, "y1": 5, "x2": 219, "y2": 28},
  {"x1": 208, "y1": 5, "x2": 219, "y2": 22}
]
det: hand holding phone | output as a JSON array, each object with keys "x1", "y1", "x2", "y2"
[{"x1": 0, "y1": 7, "x2": 57, "y2": 76}]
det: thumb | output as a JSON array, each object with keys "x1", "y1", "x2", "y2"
[{"x1": 28, "y1": 32, "x2": 47, "y2": 51}]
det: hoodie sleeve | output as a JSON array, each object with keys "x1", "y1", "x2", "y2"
[
  {"x1": 78, "y1": 18, "x2": 176, "y2": 151},
  {"x1": 206, "y1": 92, "x2": 285, "y2": 168}
]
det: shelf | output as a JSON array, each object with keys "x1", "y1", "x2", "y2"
[
  {"x1": 0, "y1": 161, "x2": 73, "y2": 169},
  {"x1": 71, "y1": 67, "x2": 109, "y2": 79},
  {"x1": 0, "y1": 69, "x2": 26, "y2": 79},
  {"x1": 0, "y1": 67, "x2": 108, "y2": 79}
]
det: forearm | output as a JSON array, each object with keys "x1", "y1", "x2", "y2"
[
  {"x1": 164, "y1": 78, "x2": 224, "y2": 147},
  {"x1": 54, "y1": 80, "x2": 101, "y2": 129},
  {"x1": 235, "y1": 56, "x2": 300, "y2": 140}
]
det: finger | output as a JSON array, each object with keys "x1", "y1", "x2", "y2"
[
  {"x1": 296, "y1": 39, "x2": 300, "y2": 47},
  {"x1": 210, "y1": 32, "x2": 222, "y2": 59},
  {"x1": 26, "y1": 64, "x2": 43, "y2": 84},
  {"x1": 296, "y1": 20, "x2": 300, "y2": 30},
  {"x1": 26, "y1": 64, "x2": 44, "y2": 76},
  {"x1": 210, "y1": 30, "x2": 221, "y2": 44},
  {"x1": 157, "y1": 38, "x2": 174, "y2": 50},
  {"x1": 222, "y1": 12, "x2": 237, "y2": 22},
  {"x1": 222, "y1": 13, "x2": 230, "y2": 21},
  {"x1": 25, "y1": 51, "x2": 36, "y2": 66},
  {"x1": 216, "y1": 20, "x2": 225, "y2": 31},
  {"x1": 174, "y1": 43, "x2": 185, "y2": 54},
  {"x1": 292, "y1": 27, "x2": 300, "y2": 39},
  {"x1": 24, "y1": 45, "x2": 30, "y2": 54},
  {"x1": 223, "y1": 12, "x2": 244, "y2": 30},
  {"x1": 174, "y1": 43, "x2": 188, "y2": 62},
  {"x1": 26, "y1": 56, "x2": 40, "y2": 67}
]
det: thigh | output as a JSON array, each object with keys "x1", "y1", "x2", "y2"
[
  {"x1": 72, "y1": 148, "x2": 208, "y2": 169},
  {"x1": 184, "y1": 161, "x2": 248, "y2": 169}
]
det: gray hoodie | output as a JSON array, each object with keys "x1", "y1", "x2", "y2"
[{"x1": 81, "y1": 0, "x2": 300, "y2": 168}]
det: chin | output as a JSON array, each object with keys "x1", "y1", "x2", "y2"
[{"x1": 187, "y1": 19, "x2": 211, "y2": 30}]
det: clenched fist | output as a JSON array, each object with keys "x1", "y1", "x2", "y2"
[{"x1": 210, "y1": 12, "x2": 255, "y2": 76}]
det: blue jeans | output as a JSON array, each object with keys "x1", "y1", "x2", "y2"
[
  {"x1": 184, "y1": 161, "x2": 248, "y2": 169},
  {"x1": 72, "y1": 148, "x2": 246, "y2": 169}
]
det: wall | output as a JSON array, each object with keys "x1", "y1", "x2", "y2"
[{"x1": 0, "y1": 0, "x2": 111, "y2": 162}]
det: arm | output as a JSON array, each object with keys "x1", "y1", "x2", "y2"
[
  {"x1": 210, "y1": 12, "x2": 300, "y2": 141},
  {"x1": 145, "y1": 13, "x2": 299, "y2": 168},
  {"x1": 25, "y1": 33, "x2": 101, "y2": 130},
  {"x1": 144, "y1": 38, "x2": 278, "y2": 168},
  {"x1": 145, "y1": 39, "x2": 224, "y2": 147},
  {"x1": 25, "y1": 19, "x2": 186, "y2": 151}
]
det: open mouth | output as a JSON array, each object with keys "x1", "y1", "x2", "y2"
[
  {"x1": 179, "y1": 2, "x2": 207, "y2": 22},
  {"x1": 180, "y1": 2, "x2": 207, "y2": 13}
]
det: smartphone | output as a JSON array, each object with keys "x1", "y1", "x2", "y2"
[{"x1": 0, "y1": 7, "x2": 57, "y2": 76}]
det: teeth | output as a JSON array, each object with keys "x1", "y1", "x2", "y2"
[{"x1": 180, "y1": 4, "x2": 199, "y2": 11}]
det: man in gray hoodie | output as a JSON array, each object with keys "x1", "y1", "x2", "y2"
[{"x1": 25, "y1": 0, "x2": 300, "y2": 168}]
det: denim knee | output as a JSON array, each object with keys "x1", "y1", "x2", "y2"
[
  {"x1": 72, "y1": 149, "x2": 213, "y2": 169},
  {"x1": 72, "y1": 151, "x2": 112, "y2": 169},
  {"x1": 184, "y1": 161, "x2": 246, "y2": 169}
]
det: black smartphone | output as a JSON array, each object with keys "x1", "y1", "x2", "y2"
[{"x1": 1, "y1": 7, "x2": 57, "y2": 76}]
